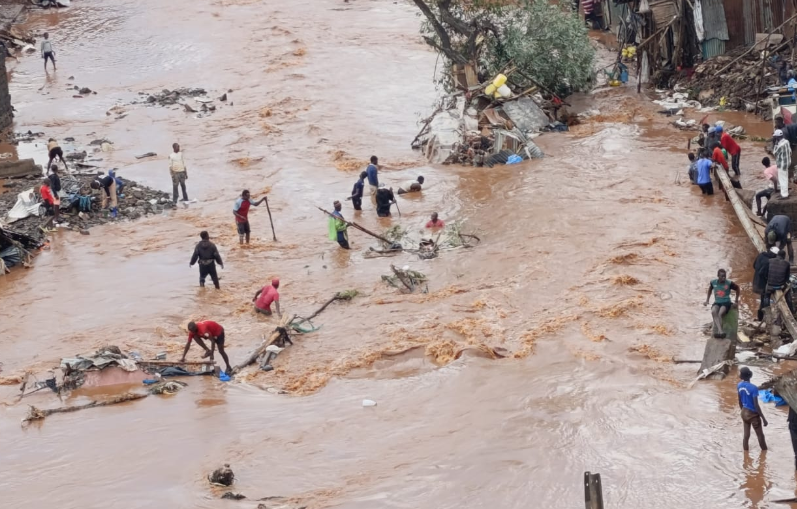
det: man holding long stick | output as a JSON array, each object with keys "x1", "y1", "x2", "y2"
[
  {"x1": 233, "y1": 189, "x2": 267, "y2": 245},
  {"x1": 328, "y1": 200, "x2": 350, "y2": 249}
]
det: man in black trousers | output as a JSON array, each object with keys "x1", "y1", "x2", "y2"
[{"x1": 189, "y1": 231, "x2": 224, "y2": 289}]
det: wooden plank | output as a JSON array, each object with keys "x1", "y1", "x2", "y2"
[{"x1": 715, "y1": 168, "x2": 797, "y2": 343}]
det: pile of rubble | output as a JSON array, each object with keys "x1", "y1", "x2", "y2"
[
  {"x1": 672, "y1": 53, "x2": 783, "y2": 113},
  {"x1": 0, "y1": 173, "x2": 174, "y2": 242},
  {"x1": 131, "y1": 87, "x2": 230, "y2": 117}
]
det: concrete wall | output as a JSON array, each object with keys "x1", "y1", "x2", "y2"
[{"x1": 0, "y1": 55, "x2": 11, "y2": 130}]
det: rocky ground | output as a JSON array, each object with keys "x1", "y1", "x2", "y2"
[{"x1": 0, "y1": 173, "x2": 174, "y2": 242}]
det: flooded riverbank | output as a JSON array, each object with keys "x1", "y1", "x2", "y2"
[{"x1": 1, "y1": 1, "x2": 796, "y2": 508}]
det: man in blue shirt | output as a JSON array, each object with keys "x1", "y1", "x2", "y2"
[
  {"x1": 738, "y1": 367, "x2": 768, "y2": 451},
  {"x1": 696, "y1": 149, "x2": 713, "y2": 195},
  {"x1": 366, "y1": 155, "x2": 379, "y2": 205}
]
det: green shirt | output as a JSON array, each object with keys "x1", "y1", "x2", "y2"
[{"x1": 711, "y1": 278, "x2": 733, "y2": 304}]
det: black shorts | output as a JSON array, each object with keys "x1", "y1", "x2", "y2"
[
  {"x1": 713, "y1": 302, "x2": 731, "y2": 314},
  {"x1": 236, "y1": 221, "x2": 250, "y2": 235},
  {"x1": 43, "y1": 51, "x2": 55, "y2": 63},
  {"x1": 48, "y1": 147, "x2": 63, "y2": 160},
  {"x1": 215, "y1": 330, "x2": 226, "y2": 347}
]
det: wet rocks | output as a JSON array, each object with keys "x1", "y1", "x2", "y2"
[
  {"x1": 135, "y1": 87, "x2": 221, "y2": 117},
  {"x1": 221, "y1": 492, "x2": 246, "y2": 500},
  {"x1": 139, "y1": 87, "x2": 208, "y2": 107},
  {"x1": 208, "y1": 464, "x2": 235, "y2": 486}
]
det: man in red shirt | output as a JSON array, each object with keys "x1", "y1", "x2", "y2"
[
  {"x1": 425, "y1": 212, "x2": 445, "y2": 229},
  {"x1": 717, "y1": 125, "x2": 741, "y2": 176},
  {"x1": 181, "y1": 320, "x2": 232, "y2": 374},
  {"x1": 253, "y1": 277, "x2": 281, "y2": 316},
  {"x1": 712, "y1": 143, "x2": 729, "y2": 172},
  {"x1": 233, "y1": 189, "x2": 267, "y2": 245}
]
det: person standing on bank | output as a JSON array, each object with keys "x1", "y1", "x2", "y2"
[
  {"x1": 774, "y1": 129, "x2": 792, "y2": 199},
  {"x1": 366, "y1": 156, "x2": 379, "y2": 205},
  {"x1": 737, "y1": 367, "x2": 768, "y2": 452},
  {"x1": 169, "y1": 143, "x2": 189, "y2": 204},
  {"x1": 233, "y1": 189, "x2": 267, "y2": 245},
  {"x1": 704, "y1": 268, "x2": 740, "y2": 338},
  {"x1": 40, "y1": 32, "x2": 56, "y2": 72},
  {"x1": 190, "y1": 230, "x2": 223, "y2": 289},
  {"x1": 755, "y1": 157, "x2": 779, "y2": 216},
  {"x1": 47, "y1": 138, "x2": 67, "y2": 173}
]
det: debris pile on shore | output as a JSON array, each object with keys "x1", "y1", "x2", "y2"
[
  {"x1": 0, "y1": 173, "x2": 173, "y2": 242},
  {"x1": 672, "y1": 53, "x2": 784, "y2": 114}
]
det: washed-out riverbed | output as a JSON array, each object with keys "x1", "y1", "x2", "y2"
[{"x1": 0, "y1": 1, "x2": 795, "y2": 508}]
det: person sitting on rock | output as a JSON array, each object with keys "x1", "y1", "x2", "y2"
[{"x1": 703, "y1": 268, "x2": 740, "y2": 339}]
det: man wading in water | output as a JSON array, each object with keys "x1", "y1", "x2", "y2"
[
  {"x1": 704, "y1": 268, "x2": 740, "y2": 338},
  {"x1": 233, "y1": 189, "x2": 267, "y2": 244},
  {"x1": 189, "y1": 230, "x2": 223, "y2": 289},
  {"x1": 737, "y1": 367, "x2": 768, "y2": 451}
]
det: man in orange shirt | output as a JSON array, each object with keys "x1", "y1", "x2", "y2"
[
  {"x1": 712, "y1": 142, "x2": 729, "y2": 172},
  {"x1": 181, "y1": 320, "x2": 232, "y2": 374},
  {"x1": 716, "y1": 125, "x2": 742, "y2": 176}
]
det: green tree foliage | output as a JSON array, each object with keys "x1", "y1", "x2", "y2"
[{"x1": 414, "y1": 0, "x2": 595, "y2": 96}]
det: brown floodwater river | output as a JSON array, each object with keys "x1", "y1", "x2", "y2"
[{"x1": 1, "y1": 1, "x2": 797, "y2": 507}]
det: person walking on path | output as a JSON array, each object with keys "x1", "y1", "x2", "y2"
[
  {"x1": 703, "y1": 268, "x2": 740, "y2": 338},
  {"x1": 737, "y1": 367, "x2": 768, "y2": 452},
  {"x1": 774, "y1": 129, "x2": 792, "y2": 199},
  {"x1": 328, "y1": 200, "x2": 350, "y2": 249},
  {"x1": 366, "y1": 156, "x2": 379, "y2": 205},
  {"x1": 347, "y1": 171, "x2": 366, "y2": 211},
  {"x1": 233, "y1": 189, "x2": 267, "y2": 244},
  {"x1": 169, "y1": 143, "x2": 189, "y2": 204},
  {"x1": 40, "y1": 32, "x2": 56, "y2": 71},
  {"x1": 189, "y1": 230, "x2": 223, "y2": 289},
  {"x1": 253, "y1": 278, "x2": 281, "y2": 316},
  {"x1": 181, "y1": 320, "x2": 232, "y2": 375},
  {"x1": 717, "y1": 125, "x2": 742, "y2": 176}
]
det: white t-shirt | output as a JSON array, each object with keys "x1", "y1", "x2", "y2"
[
  {"x1": 399, "y1": 180, "x2": 421, "y2": 193},
  {"x1": 41, "y1": 40, "x2": 53, "y2": 54},
  {"x1": 169, "y1": 152, "x2": 186, "y2": 173}
]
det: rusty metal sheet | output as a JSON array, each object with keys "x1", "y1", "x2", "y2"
[{"x1": 701, "y1": 0, "x2": 729, "y2": 40}]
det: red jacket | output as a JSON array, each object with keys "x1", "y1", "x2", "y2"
[
  {"x1": 712, "y1": 147, "x2": 729, "y2": 170},
  {"x1": 40, "y1": 184, "x2": 55, "y2": 205},
  {"x1": 720, "y1": 132, "x2": 741, "y2": 156}
]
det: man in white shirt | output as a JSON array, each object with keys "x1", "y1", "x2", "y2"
[
  {"x1": 397, "y1": 175, "x2": 424, "y2": 195},
  {"x1": 169, "y1": 143, "x2": 189, "y2": 203},
  {"x1": 40, "y1": 32, "x2": 55, "y2": 71}
]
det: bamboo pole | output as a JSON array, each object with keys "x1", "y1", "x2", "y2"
[
  {"x1": 317, "y1": 206, "x2": 394, "y2": 245},
  {"x1": 713, "y1": 166, "x2": 797, "y2": 343}
]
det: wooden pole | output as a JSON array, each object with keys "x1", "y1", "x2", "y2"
[
  {"x1": 264, "y1": 197, "x2": 277, "y2": 242},
  {"x1": 317, "y1": 206, "x2": 394, "y2": 245},
  {"x1": 716, "y1": 12, "x2": 797, "y2": 75},
  {"x1": 755, "y1": 27, "x2": 775, "y2": 114},
  {"x1": 713, "y1": 166, "x2": 797, "y2": 343}
]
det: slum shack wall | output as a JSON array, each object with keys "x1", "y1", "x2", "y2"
[
  {"x1": 765, "y1": 199, "x2": 797, "y2": 231},
  {"x1": 0, "y1": 55, "x2": 10, "y2": 130}
]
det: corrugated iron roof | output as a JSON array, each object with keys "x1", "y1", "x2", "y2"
[
  {"x1": 702, "y1": 37, "x2": 726, "y2": 59},
  {"x1": 702, "y1": 0, "x2": 729, "y2": 41}
]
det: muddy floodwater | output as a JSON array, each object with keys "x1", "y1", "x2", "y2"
[{"x1": 2, "y1": 1, "x2": 797, "y2": 508}]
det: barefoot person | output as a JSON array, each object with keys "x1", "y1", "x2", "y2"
[
  {"x1": 704, "y1": 269, "x2": 740, "y2": 338},
  {"x1": 40, "y1": 32, "x2": 56, "y2": 72},
  {"x1": 91, "y1": 174, "x2": 118, "y2": 218},
  {"x1": 738, "y1": 367, "x2": 768, "y2": 451},
  {"x1": 181, "y1": 320, "x2": 232, "y2": 375},
  {"x1": 168, "y1": 143, "x2": 189, "y2": 204},
  {"x1": 233, "y1": 189, "x2": 267, "y2": 244},
  {"x1": 253, "y1": 278, "x2": 281, "y2": 316},
  {"x1": 47, "y1": 138, "x2": 66, "y2": 173}
]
